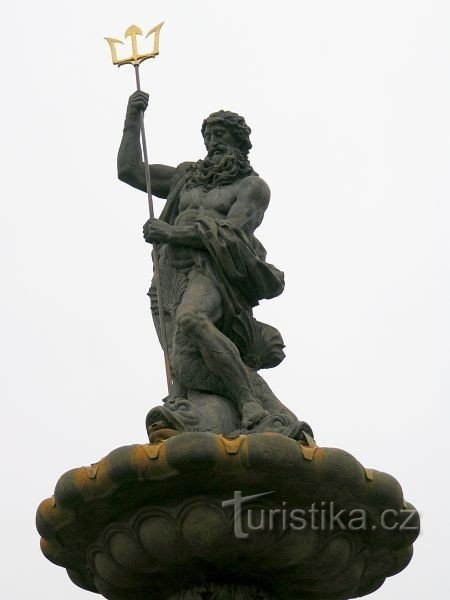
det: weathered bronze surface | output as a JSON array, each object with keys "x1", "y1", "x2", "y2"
[{"x1": 36, "y1": 85, "x2": 420, "y2": 598}]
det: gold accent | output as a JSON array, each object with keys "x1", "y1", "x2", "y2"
[
  {"x1": 143, "y1": 442, "x2": 165, "y2": 460},
  {"x1": 299, "y1": 443, "x2": 317, "y2": 461},
  {"x1": 105, "y1": 22, "x2": 164, "y2": 67},
  {"x1": 86, "y1": 462, "x2": 100, "y2": 479},
  {"x1": 303, "y1": 432, "x2": 317, "y2": 448},
  {"x1": 364, "y1": 468, "x2": 374, "y2": 481},
  {"x1": 220, "y1": 435, "x2": 245, "y2": 455}
]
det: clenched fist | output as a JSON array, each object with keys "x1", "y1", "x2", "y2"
[
  {"x1": 126, "y1": 90, "x2": 149, "y2": 120},
  {"x1": 143, "y1": 218, "x2": 173, "y2": 244}
]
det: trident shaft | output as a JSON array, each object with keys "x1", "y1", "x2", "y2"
[{"x1": 105, "y1": 23, "x2": 173, "y2": 393}]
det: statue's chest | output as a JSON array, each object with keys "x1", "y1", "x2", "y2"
[{"x1": 179, "y1": 186, "x2": 237, "y2": 215}]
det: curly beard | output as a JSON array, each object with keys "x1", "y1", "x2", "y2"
[{"x1": 184, "y1": 145, "x2": 257, "y2": 192}]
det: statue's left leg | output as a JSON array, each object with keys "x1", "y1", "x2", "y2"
[{"x1": 173, "y1": 270, "x2": 268, "y2": 428}]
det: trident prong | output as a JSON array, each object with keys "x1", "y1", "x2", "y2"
[{"x1": 105, "y1": 22, "x2": 164, "y2": 67}]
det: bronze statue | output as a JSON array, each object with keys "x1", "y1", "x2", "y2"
[{"x1": 118, "y1": 91, "x2": 311, "y2": 439}]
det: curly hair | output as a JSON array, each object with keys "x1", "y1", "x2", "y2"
[{"x1": 201, "y1": 110, "x2": 252, "y2": 157}]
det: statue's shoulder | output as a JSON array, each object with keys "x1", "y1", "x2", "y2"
[
  {"x1": 237, "y1": 174, "x2": 270, "y2": 204},
  {"x1": 167, "y1": 161, "x2": 195, "y2": 195},
  {"x1": 176, "y1": 161, "x2": 196, "y2": 176}
]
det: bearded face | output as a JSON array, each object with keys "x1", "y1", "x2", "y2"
[{"x1": 185, "y1": 121, "x2": 256, "y2": 191}]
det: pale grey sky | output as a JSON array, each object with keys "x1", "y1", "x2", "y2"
[{"x1": 2, "y1": 1, "x2": 449, "y2": 598}]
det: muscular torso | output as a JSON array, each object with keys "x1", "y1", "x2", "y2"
[
  {"x1": 169, "y1": 181, "x2": 241, "y2": 269},
  {"x1": 175, "y1": 182, "x2": 239, "y2": 227}
]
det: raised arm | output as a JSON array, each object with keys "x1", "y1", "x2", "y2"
[{"x1": 117, "y1": 91, "x2": 176, "y2": 199}]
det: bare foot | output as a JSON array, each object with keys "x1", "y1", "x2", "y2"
[{"x1": 241, "y1": 401, "x2": 268, "y2": 429}]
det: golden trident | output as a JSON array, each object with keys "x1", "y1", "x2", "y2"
[
  {"x1": 105, "y1": 23, "x2": 163, "y2": 67},
  {"x1": 105, "y1": 22, "x2": 173, "y2": 393}
]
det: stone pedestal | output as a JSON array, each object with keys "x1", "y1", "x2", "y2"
[
  {"x1": 37, "y1": 432, "x2": 419, "y2": 599},
  {"x1": 167, "y1": 585, "x2": 275, "y2": 599}
]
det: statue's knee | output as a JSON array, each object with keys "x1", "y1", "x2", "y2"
[{"x1": 176, "y1": 309, "x2": 204, "y2": 335}]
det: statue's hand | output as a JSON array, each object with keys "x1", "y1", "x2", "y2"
[
  {"x1": 143, "y1": 218, "x2": 172, "y2": 244},
  {"x1": 126, "y1": 90, "x2": 149, "y2": 119}
]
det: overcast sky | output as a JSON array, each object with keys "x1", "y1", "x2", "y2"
[{"x1": 2, "y1": 1, "x2": 449, "y2": 598}]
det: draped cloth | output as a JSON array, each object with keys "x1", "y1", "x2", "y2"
[
  {"x1": 193, "y1": 217, "x2": 284, "y2": 333},
  {"x1": 154, "y1": 162, "x2": 285, "y2": 368}
]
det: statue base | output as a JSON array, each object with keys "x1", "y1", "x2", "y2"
[
  {"x1": 167, "y1": 584, "x2": 275, "y2": 599},
  {"x1": 37, "y1": 432, "x2": 419, "y2": 599}
]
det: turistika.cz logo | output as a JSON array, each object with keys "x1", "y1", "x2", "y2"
[{"x1": 221, "y1": 491, "x2": 418, "y2": 539}]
